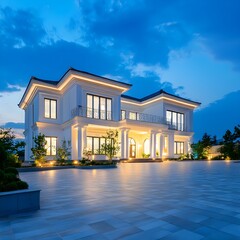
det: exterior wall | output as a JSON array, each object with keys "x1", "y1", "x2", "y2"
[{"x1": 22, "y1": 74, "x2": 198, "y2": 161}]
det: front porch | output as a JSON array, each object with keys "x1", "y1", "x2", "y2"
[{"x1": 70, "y1": 123, "x2": 192, "y2": 161}]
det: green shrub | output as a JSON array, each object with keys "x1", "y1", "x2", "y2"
[
  {"x1": 4, "y1": 182, "x2": 18, "y2": 191},
  {"x1": 4, "y1": 173, "x2": 18, "y2": 182},
  {"x1": 81, "y1": 159, "x2": 86, "y2": 164},
  {"x1": 4, "y1": 167, "x2": 19, "y2": 177},
  {"x1": 17, "y1": 181, "x2": 28, "y2": 190}
]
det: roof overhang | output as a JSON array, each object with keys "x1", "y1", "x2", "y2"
[
  {"x1": 121, "y1": 92, "x2": 201, "y2": 109},
  {"x1": 19, "y1": 69, "x2": 131, "y2": 109}
]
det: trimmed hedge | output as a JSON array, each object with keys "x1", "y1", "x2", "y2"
[{"x1": 0, "y1": 168, "x2": 28, "y2": 192}]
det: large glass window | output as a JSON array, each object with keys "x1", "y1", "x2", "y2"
[
  {"x1": 87, "y1": 136, "x2": 113, "y2": 154},
  {"x1": 44, "y1": 99, "x2": 57, "y2": 119},
  {"x1": 87, "y1": 94, "x2": 112, "y2": 120},
  {"x1": 45, "y1": 137, "x2": 57, "y2": 156},
  {"x1": 174, "y1": 141, "x2": 184, "y2": 155},
  {"x1": 129, "y1": 112, "x2": 139, "y2": 120},
  {"x1": 166, "y1": 110, "x2": 184, "y2": 131}
]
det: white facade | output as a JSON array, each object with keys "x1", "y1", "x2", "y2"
[{"x1": 19, "y1": 68, "x2": 200, "y2": 161}]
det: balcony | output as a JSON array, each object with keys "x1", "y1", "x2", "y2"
[
  {"x1": 71, "y1": 106, "x2": 186, "y2": 131},
  {"x1": 71, "y1": 106, "x2": 112, "y2": 120}
]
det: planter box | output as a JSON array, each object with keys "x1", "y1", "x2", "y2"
[{"x1": 0, "y1": 189, "x2": 40, "y2": 217}]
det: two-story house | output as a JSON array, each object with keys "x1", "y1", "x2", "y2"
[{"x1": 19, "y1": 68, "x2": 200, "y2": 161}]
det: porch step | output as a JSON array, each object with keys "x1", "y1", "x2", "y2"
[{"x1": 124, "y1": 158, "x2": 163, "y2": 163}]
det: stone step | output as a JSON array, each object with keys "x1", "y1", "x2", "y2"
[{"x1": 124, "y1": 158, "x2": 163, "y2": 163}]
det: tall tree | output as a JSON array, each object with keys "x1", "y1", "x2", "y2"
[{"x1": 220, "y1": 125, "x2": 240, "y2": 159}]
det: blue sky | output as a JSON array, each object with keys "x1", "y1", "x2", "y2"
[{"x1": 0, "y1": 0, "x2": 240, "y2": 141}]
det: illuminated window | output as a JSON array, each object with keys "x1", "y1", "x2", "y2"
[
  {"x1": 44, "y1": 99, "x2": 57, "y2": 119},
  {"x1": 174, "y1": 141, "x2": 184, "y2": 154},
  {"x1": 87, "y1": 94, "x2": 112, "y2": 120},
  {"x1": 129, "y1": 112, "x2": 139, "y2": 120},
  {"x1": 121, "y1": 110, "x2": 126, "y2": 120},
  {"x1": 45, "y1": 137, "x2": 57, "y2": 156},
  {"x1": 166, "y1": 110, "x2": 184, "y2": 131},
  {"x1": 87, "y1": 136, "x2": 112, "y2": 154}
]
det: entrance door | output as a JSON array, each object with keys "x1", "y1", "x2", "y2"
[{"x1": 129, "y1": 138, "x2": 136, "y2": 158}]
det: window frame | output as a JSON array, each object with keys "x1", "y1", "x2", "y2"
[
  {"x1": 121, "y1": 110, "x2": 126, "y2": 120},
  {"x1": 129, "y1": 111, "x2": 140, "y2": 120},
  {"x1": 44, "y1": 98, "x2": 57, "y2": 119},
  {"x1": 87, "y1": 136, "x2": 114, "y2": 155},
  {"x1": 86, "y1": 94, "x2": 112, "y2": 120},
  {"x1": 45, "y1": 136, "x2": 57, "y2": 156},
  {"x1": 166, "y1": 110, "x2": 184, "y2": 131},
  {"x1": 174, "y1": 141, "x2": 184, "y2": 155}
]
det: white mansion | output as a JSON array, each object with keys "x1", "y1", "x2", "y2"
[{"x1": 19, "y1": 68, "x2": 200, "y2": 161}]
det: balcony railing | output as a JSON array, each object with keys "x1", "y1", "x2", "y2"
[
  {"x1": 71, "y1": 106, "x2": 186, "y2": 131},
  {"x1": 123, "y1": 111, "x2": 166, "y2": 125},
  {"x1": 71, "y1": 106, "x2": 112, "y2": 120},
  {"x1": 166, "y1": 119, "x2": 185, "y2": 131}
]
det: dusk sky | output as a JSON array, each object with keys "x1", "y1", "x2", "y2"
[{"x1": 0, "y1": 0, "x2": 240, "y2": 141}]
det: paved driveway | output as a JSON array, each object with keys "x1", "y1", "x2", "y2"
[{"x1": 1, "y1": 161, "x2": 240, "y2": 240}]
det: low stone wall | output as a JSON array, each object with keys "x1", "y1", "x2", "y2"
[{"x1": 0, "y1": 189, "x2": 40, "y2": 217}]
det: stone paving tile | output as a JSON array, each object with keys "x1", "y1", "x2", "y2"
[
  {"x1": 221, "y1": 223, "x2": 240, "y2": 237},
  {"x1": 1, "y1": 161, "x2": 240, "y2": 239},
  {"x1": 90, "y1": 221, "x2": 116, "y2": 232},
  {"x1": 121, "y1": 226, "x2": 171, "y2": 240},
  {"x1": 195, "y1": 226, "x2": 239, "y2": 240},
  {"x1": 160, "y1": 229, "x2": 204, "y2": 240}
]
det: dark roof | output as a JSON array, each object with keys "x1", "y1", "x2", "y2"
[
  {"x1": 32, "y1": 76, "x2": 59, "y2": 85},
  {"x1": 122, "y1": 90, "x2": 201, "y2": 105},
  {"x1": 32, "y1": 67, "x2": 132, "y2": 87}
]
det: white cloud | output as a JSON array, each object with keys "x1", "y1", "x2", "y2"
[
  {"x1": 127, "y1": 62, "x2": 163, "y2": 78},
  {"x1": 160, "y1": 38, "x2": 240, "y2": 108}
]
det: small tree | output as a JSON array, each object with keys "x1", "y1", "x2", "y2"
[
  {"x1": 83, "y1": 147, "x2": 92, "y2": 161},
  {"x1": 191, "y1": 133, "x2": 216, "y2": 159},
  {"x1": 0, "y1": 128, "x2": 23, "y2": 169},
  {"x1": 56, "y1": 140, "x2": 71, "y2": 165},
  {"x1": 101, "y1": 129, "x2": 120, "y2": 162},
  {"x1": 31, "y1": 133, "x2": 47, "y2": 166}
]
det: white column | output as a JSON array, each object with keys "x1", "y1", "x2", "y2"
[
  {"x1": 152, "y1": 132, "x2": 157, "y2": 158},
  {"x1": 149, "y1": 131, "x2": 157, "y2": 158},
  {"x1": 168, "y1": 133, "x2": 174, "y2": 158},
  {"x1": 125, "y1": 130, "x2": 129, "y2": 159},
  {"x1": 120, "y1": 129, "x2": 125, "y2": 159},
  {"x1": 77, "y1": 127, "x2": 82, "y2": 160},
  {"x1": 71, "y1": 126, "x2": 78, "y2": 160},
  {"x1": 159, "y1": 134, "x2": 165, "y2": 158},
  {"x1": 149, "y1": 132, "x2": 153, "y2": 158},
  {"x1": 82, "y1": 127, "x2": 87, "y2": 151},
  {"x1": 185, "y1": 138, "x2": 191, "y2": 155}
]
